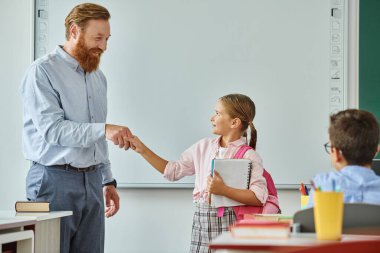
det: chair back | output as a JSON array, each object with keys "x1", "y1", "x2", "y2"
[{"x1": 293, "y1": 203, "x2": 380, "y2": 234}]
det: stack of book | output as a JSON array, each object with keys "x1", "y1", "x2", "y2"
[{"x1": 230, "y1": 219, "x2": 291, "y2": 239}]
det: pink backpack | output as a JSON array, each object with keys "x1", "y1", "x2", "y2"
[{"x1": 217, "y1": 145, "x2": 281, "y2": 220}]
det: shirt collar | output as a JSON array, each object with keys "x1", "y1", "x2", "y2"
[
  {"x1": 212, "y1": 136, "x2": 248, "y2": 147},
  {"x1": 341, "y1": 165, "x2": 376, "y2": 175},
  {"x1": 55, "y1": 45, "x2": 82, "y2": 72}
]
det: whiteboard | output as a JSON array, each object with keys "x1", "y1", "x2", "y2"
[{"x1": 34, "y1": 0, "x2": 347, "y2": 188}]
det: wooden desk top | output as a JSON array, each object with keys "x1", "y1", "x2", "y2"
[
  {"x1": 13, "y1": 211, "x2": 73, "y2": 221},
  {"x1": 209, "y1": 232, "x2": 380, "y2": 252},
  {"x1": 0, "y1": 211, "x2": 73, "y2": 230},
  {"x1": 0, "y1": 217, "x2": 35, "y2": 230}
]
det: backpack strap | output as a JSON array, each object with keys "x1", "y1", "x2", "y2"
[
  {"x1": 217, "y1": 145, "x2": 281, "y2": 219},
  {"x1": 233, "y1": 145, "x2": 278, "y2": 197},
  {"x1": 233, "y1": 145, "x2": 253, "y2": 159}
]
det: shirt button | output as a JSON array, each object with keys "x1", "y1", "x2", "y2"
[
  {"x1": 89, "y1": 96, "x2": 91, "y2": 99},
  {"x1": 91, "y1": 115, "x2": 94, "y2": 119}
]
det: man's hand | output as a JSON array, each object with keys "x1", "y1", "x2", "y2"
[
  {"x1": 105, "y1": 124, "x2": 134, "y2": 150},
  {"x1": 103, "y1": 185, "x2": 120, "y2": 218}
]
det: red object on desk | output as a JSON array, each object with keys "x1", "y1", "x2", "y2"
[
  {"x1": 209, "y1": 233, "x2": 380, "y2": 252},
  {"x1": 289, "y1": 240, "x2": 380, "y2": 253}
]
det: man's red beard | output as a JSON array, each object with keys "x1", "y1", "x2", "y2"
[{"x1": 72, "y1": 35, "x2": 103, "y2": 73}]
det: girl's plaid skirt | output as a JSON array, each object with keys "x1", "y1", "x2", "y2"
[{"x1": 189, "y1": 202, "x2": 236, "y2": 253}]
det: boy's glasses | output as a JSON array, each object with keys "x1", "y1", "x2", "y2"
[{"x1": 324, "y1": 142, "x2": 332, "y2": 154}]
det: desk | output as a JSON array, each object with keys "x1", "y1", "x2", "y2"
[
  {"x1": 0, "y1": 230, "x2": 34, "y2": 253},
  {"x1": 0, "y1": 211, "x2": 72, "y2": 253},
  {"x1": 209, "y1": 232, "x2": 380, "y2": 253}
]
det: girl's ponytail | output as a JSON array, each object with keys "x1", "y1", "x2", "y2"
[{"x1": 249, "y1": 122, "x2": 257, "y2": 150}]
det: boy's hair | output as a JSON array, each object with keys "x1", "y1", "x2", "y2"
[
  {"x1": 329, "y1": 109, "x2": 379, "y2": 165},
  {"x1": 65, "y1": 3, "x2": 110, "y2": 40},
  {"x1": 219, "y1": 94, "x2": 257, "y2": 149}
]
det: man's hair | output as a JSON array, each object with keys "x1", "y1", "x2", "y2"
[
  {"x1": 329, "y1": 109, "x2": 379, "y2": 165},
  {"x1": 65, "y1": 3, "x2": 110, "y2": 40}
]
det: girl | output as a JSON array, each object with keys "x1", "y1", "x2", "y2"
[{"x1": 127, "y1": 94, "x2": 268, "y2": 253}]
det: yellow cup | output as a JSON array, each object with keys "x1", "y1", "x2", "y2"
[
  {"x1": 313, "y1": 191, "x2": 344, "y2": 240},
  {"x1": 300, "y1": 195, "x2": 310, "y2": 209}
]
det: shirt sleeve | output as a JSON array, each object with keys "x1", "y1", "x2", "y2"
[
  {"x1": 164, "y1": 143, "x2": 197, "y2": 181},
  {"x1": 98, "y1": 159, "x2": 113, "y2": 184},
  {"x1": 20, "y1": 64, "x2": 106, "y2": 148},
  {"x1": 244, "y1": 149, "x2": 268, "y2": 204}
]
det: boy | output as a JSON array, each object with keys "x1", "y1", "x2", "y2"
[{"x1": 308, "y1": 109, "x2": 380, "y2": 205}]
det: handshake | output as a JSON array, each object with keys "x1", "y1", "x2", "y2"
[
  {"x1": 105, "y1": 124, "x2": 145, "y2": 153},
  {"x1": 105, "y1": 124, "x2": 135, "y2": 150}
]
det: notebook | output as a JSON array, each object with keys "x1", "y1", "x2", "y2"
[{"x1": 210, "y1": 159, "x2": 252, "y2": 208}]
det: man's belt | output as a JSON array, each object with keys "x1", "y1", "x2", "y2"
[{"x1": 54, "y1": 164, "x2": 96, "y2": 173}]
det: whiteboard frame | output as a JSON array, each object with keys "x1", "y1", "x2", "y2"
[{"x1": 33, "y1": 0, "x2": 352, "y2": 189}]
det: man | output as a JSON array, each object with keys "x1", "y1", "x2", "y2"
[{"x1": 20, "y1": 3, "x2": 130, "y2": 253}]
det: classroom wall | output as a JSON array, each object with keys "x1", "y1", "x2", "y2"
[
  {"x1": 0, "y1": 1, "x2": 357, "y2": 253},
  {"x1": 0, "y1": 0, "x2": 32, "y2": 209},
  {"x1": 0, "y1": 2, "x2": 300, "y2": 252}
]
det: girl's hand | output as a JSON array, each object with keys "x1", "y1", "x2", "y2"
[
  {"x1": 207, "y1": 171, "x2": 226, "y2": 195},
  {"x1": 126, "y1": 135, "x2": 147, "y2": 154}
]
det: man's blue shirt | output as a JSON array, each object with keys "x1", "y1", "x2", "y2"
[{"x1": 20, "y1": 46, "x2": 113, "y2": 183}]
